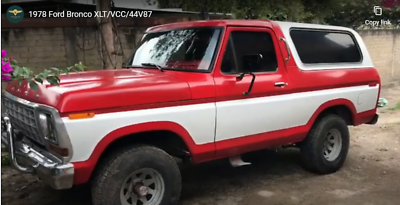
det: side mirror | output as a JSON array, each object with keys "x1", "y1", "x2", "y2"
[{"x1": 242, "y1": 54, "x2": 262, "y2": 72}]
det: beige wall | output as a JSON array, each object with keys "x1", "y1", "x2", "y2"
[
  {"x1": 1, "y1": 27, "x2": 399, "y2": 85},
  {"x1": 358, "y1": 29, "x2": 400, "y2": 85}
]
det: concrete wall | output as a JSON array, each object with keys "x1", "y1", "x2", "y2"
[
  {"x1": 1, "y1": 27, "x2": 147, "y2": 72},
  {"x1": 1, "y1": 27, "x2": 399, "y2": 85},
  {"x1": 358, "y1": 29, "x2": 400, "y2": 85}
]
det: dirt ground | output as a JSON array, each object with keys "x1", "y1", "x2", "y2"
[{"x1": 2, "y1": 85, "x2": 400, "y2": 205}]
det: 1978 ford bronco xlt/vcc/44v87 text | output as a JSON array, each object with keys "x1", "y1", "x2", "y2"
[{"x1": 1, "y1": 20, "x2": 380, "y2": 205}]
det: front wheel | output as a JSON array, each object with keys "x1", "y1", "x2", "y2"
[
  {"x1": 300, "y1": 114, "x2": 350, "y2": 174},
  {"x1": 92, "y1": 145, "x2": 181, "y2": 205}
]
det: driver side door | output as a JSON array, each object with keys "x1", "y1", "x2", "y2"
[{"x1": 213, "y1": 26, "x2": 291, "y2": 158}]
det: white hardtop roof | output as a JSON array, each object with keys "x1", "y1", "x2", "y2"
[{"x1": 273, "y1": 21, "x2": 355, "y2": 32}]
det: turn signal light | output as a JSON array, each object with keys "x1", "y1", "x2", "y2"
[
  {"x1": 68, "y1": 112, "x2": 95, "y2": 120},
  {"x1": 48, "y1": 143, "x2": 69, "y2": 156}
]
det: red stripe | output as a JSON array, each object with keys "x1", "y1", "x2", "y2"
[
  {"x1": 60, "y1": 81, "x2": 376, "y2": 117},
  {"x1": 60, "y1": 98, "x2": 216, "y2": 117},
  {"x1": 368, "y1": 82, "x2": 378, "y2": 87}
]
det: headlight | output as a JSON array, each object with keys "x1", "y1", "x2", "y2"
[
  {"x1": 38, "y1": 112, "x2": 57, "y2": 144},
  {"x1": 38, "y1": 113, "x2": 49, "y2": 137}
]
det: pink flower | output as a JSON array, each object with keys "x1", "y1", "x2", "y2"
[
  {"x1": 1, "y1": 74, "x2": 11, "y2": 81},
  {"x1": 1, "y1": 49, "x2": 13, "y2": 82},
  {"x1": 2, "y1": 62, "x2": 13, "y2": 74},
  {"x1": 1, "y1": 50, "x2": 14, "y2": 81},
  {"x1": 1, "y1": 50, "x2": 6, "y2": 58}
]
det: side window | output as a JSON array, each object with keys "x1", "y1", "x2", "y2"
[
  {"x1": 290, "y1": 29, "x2": 362, "y2": 64},
  {"x1": 220, "y1": 30, "x2": 278, "y2": 74},
  {"x1": 220, "y1": 36, "x2": 237, "y2": 74}
]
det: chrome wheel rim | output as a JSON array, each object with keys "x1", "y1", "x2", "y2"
[
  {"x1": 323, "y1": 129, "x2": 343, "y2": 162},
  {"x1": 120, "y1": 168, "x2": 165, "y2": 205}
]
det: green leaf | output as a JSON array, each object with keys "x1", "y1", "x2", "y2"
[
  {"x1": 20, "y1": 67, "x2": 33, "y2": 79},
  {"x1": 42, "y1": 69, "x2": 51, "y2": 78},
  {"x1": 34, "y1": 77, "x2": 43, "y2": 84},
  {"x1": 55, "y1": 75, "x2": 60, "y2": 83},
  {"x1": 36, "y1": 73, "x2": 45, "y2": 79},
  {"x1": 10, "y1": 59, "x2": 18, "y2": 65},
  {"x1": 50, "y1": 67, "x2": 61, "y2": 75},
  {"x1": 12, "y1": 66, "x2": 22, "y2": 77},
  {"x1": 58, "y1": 68, "x2": 69, "y2": 75},
  {"x1": 75, "y1": 62, "x2": 86, "y2": 71},
  {"x1": 29, "y1": 80, "x2": 38, "y2": 91},
  {"x1": 46, "y1": 76, "x2": 59, "y2": 86},
  {"x1": 5, "y1": 57, "x2": 87, "y2": 88}
]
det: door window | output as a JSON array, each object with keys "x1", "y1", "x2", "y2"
[{"x1": 221, "y1": 31, "x2": 278, "y2": 74}]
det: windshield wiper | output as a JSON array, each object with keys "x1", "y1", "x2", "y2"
[{"x1": 141, "y1": 63, "x2": 164, "y2": 72}]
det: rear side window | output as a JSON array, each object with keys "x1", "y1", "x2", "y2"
[{"x1": 290, "y1": 29, "x2": 362, "y2": 64}]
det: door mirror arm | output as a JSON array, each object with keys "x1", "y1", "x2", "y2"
[
  {"x1": 236, "y1": 53, "x2": 260, "y2": 95},
  {"x1": 236, "y1": 72, "x2": 256, "y2": 95},
  {"x1": 243, "y1": 72, "x2": 256, "y2": 95}
]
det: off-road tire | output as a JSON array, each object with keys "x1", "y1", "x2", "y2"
[
  {"x1": 91, "y1": 145, "x2": 181, "y2": 205},
  {"x1": 300, "y1": 114, "x2": 350, "y2": 174}
]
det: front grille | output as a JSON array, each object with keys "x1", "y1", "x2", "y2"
[{"x1": 2, "y1": 97, "x2": 45, "y2": 145}]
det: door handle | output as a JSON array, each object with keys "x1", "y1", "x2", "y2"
[{"x1": 274, "y1": 82, "x2": 288, "y2": 87}]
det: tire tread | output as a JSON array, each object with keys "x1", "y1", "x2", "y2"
[
  {"x1": 91, "y1": 144, "x2": 181, "y2": 205},
  {"x1": 300, "y1": 114, "x2": 350, "y2": 174}
]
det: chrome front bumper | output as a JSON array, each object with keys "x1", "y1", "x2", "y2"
[{"x1": 1, "y1": 116, "x2": 74, "y2": 190}]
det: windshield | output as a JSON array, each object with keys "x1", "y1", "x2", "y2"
[{"x1": 127, "y1": 27, "x2": 222, "y2": 72}]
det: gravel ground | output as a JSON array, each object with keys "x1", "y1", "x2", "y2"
[{"x1": 2, "y1": 85, "x2": 400, "y2": 205}]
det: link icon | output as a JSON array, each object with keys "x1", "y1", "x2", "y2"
[{"x1": 374, "y1": 6, "x2": 382, "y2": 15}]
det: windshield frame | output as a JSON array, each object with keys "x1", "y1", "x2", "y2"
[{"x1": 125, "y1": 26, "x2": 224, "y2": 73}]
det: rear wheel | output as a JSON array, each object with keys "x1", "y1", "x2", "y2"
[
  {"x1": 300, "y1": 114, "x2": 350, "y2": 174},
  {"x1": 92, "y1": 145, "x2": 181, "y2": 205}
]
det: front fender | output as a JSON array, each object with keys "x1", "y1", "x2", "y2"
[{"x1": 71, "y1": 121, "x2": 215, "y2": 184}]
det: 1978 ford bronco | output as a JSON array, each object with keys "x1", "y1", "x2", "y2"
[{"x1": 1, "y1": 20, "x2": 380, "y2": 205}]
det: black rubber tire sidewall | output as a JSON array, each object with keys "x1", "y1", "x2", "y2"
[
  {"x1": 300, "y1": 115, "x2": 350, "y2": 174},
  {"x1": 92, "y1": 145, "x2": 181, "y2": 205}
]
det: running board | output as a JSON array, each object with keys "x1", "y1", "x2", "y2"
[{"x1": 229, "y1": 155, "x2": 251, "y2": 167}]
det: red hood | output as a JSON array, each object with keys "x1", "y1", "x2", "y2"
[{"x1": 4, "y1": 69, "x2": 192, "y2": 113}]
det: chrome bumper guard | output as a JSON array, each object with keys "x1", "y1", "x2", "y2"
[{"x1": 1, "y1": 116, "x2": 74, "y2": 190}]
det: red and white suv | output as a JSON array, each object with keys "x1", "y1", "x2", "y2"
[{"x1": 2, "y1": 20, "x2": 380, "y2": 205}]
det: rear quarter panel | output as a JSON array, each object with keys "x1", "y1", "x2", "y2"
[{"x1": 270, "y1": 20, "x2": 381, "y2": 123}]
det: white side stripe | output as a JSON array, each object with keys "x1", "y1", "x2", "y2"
[
  {"x1": 215, "y1": 85, "x2": 379, "y2": 142},
  {"x1": 63, "y1": 103, "x2": 216, "y2": 162},
  {"x1": 63, "y1": 85, "x2": 379, "y2": 162}
]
